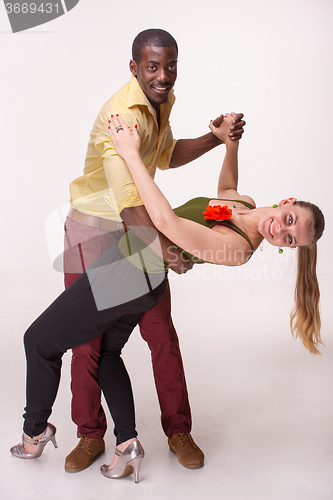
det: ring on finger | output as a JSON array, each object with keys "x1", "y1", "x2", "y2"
[{"x1": 115, "y1": 125, "x2": 123, "y2": 133}]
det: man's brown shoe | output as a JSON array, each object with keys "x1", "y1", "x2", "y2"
[
  {"x1": 65, "y1": 433, "x2": 105, "y2": 472},
  {"x1": 168, "y1": 433, "x2": 204, "y2": 469}
]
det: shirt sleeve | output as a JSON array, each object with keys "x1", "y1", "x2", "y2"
[
  {"x1": 157, "y1": 123, "x2": 177, "y2": 171},
  {"x1": 94, "y1": 114, "x2": 144, "y2": 214}
]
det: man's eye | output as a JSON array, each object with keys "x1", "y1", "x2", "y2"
[
  {"x1": 148, "y1": 65, "x2": 156, "y2": 71},
  {"x1": 168, "y1": 65, "x2": 176, "y2": 71}
]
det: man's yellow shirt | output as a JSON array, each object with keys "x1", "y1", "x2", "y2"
[{"x1": 70, "y1": 75, "x2": 177, "y2": 221}]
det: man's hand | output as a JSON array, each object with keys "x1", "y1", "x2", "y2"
[
  {"x1": 167, "y1": 246, "x2": 195, "y2": 274},
  {"x1": 211, "y1": 114, "x2": 224, "y2": 128},
  {"x1": 120, "y1": 205, "x2": 195, "y2": 275},
  {"x1": 210, "y1": 113, "x2": 242, "y2": 146},
  {"x1": 212, "y1": 112, "x2": 246, "y2": 141}
]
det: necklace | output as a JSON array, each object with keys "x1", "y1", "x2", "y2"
[{"x1": 233, "y1": 206, "x2": 264, "y2": 251}]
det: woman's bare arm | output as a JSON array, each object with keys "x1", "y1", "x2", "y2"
[
  {"x1": 209, "y1": 113, "x2": 240, "y2": 197},
  {"x1": 108, "y1": 116, "x2": 249, "y2": 265}
]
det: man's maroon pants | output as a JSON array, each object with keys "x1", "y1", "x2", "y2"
[{"x1": 64, "y1": 217, "x2": 191, "y2": 439}]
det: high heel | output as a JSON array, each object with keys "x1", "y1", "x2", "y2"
[
  {"x1": 10, "y1": 423, "x2": 58, "y2": 459},
  {"x1": 100, "y1": 440, "x2": 144, "y2": 483}
]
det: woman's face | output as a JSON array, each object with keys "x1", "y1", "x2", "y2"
[{"x1": 258, "y1": 199, "x2": 314, "y2": 248}]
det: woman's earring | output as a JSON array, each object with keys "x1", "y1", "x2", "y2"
[{"x1": 273, "y1": 204, "x2": 277, "y2": 208}]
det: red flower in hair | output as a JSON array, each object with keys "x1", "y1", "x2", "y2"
[{"x1": 203, "y1": 205, "x2": 232, "y2": 221}]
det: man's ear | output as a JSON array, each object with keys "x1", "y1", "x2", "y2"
[
  {"x1": 278, "y1": 197, "x2": 297, "y2": 206},
  {"x1": 129, "y1": 60, "x2": 138, "y2": 77}
]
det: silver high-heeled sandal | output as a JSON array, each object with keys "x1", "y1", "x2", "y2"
[
  {"x1": 10, "y1": 423, "x2": 58, "y2": 459},
  {"x1": 100, "y1": 440, "x2": 144, "y2": 483}
]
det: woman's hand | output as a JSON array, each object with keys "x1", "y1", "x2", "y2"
[
  {"x1": 108, "y1": 115, "x2": 141, "y2": 162},
  {"x1": 209, "y1": 112, "x2": 245, "y2": 144}
]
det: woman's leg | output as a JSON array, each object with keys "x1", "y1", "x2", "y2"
[
  {"x1": 98, "y1": 313, "x2": 144, "y2": 446},
  {"x1": 23, "y1": 271, "x2": 112, "y2": 438},
  {"x1": 98, "y1": 313, "x2": 147, "y2": 471},
  {"x1": 22, "y1": 248, "x2": 168, "y2": 440}
]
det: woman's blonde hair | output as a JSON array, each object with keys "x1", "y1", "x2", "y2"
[{"x1": 290, "y1": 201, "x2": 325, "y2": 354}]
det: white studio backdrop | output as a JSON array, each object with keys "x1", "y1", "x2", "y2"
[
  {"x1": 1, "y1": 0, "x2": 332, "y2": 335},
  {"x1": 1, "y1": 0, "x2": 332, "y2": 269},
  {"x1": 1, "y1": 1, "x2": 332, "y2": 499}
]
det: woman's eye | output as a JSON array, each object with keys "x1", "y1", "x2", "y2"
[
  {"x1": 288, "y1": 215, "x2": 293, "y2": 225},
  {"x1": 288, "y1": 235, "x2": 293, "y2": 244}
]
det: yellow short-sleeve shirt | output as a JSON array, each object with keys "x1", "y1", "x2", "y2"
[{"x1": 70, "y1": 76, "x2": 177, "y2": 220}]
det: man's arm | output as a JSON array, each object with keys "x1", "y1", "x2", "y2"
[
  {"x1": 120, "y1": 205, "x2": 194, "y2": 274},
  {"x1": 169, "y1": 113, "x2": 245, "y2": 168}
]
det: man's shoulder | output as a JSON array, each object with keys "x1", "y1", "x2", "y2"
[
  {"x1": 88, "y1": 80, "x2": 138, "y2": 136},
  {"x1": 99, "y1": 80, "x2": 132, "y2": 115}
]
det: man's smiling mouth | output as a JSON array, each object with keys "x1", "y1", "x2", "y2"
[{"x1": 151, "y1": 85, "x2": 171, "y2": 92}]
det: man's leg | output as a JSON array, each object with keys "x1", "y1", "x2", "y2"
[
  {"x1": 70, "y1": 336, "x2": 106, "y2": 439},
  {"x1": 65, "y1": 334, "x2": 107, "y2": 473},
  {"x1": 64, "y1": 217, "x2": 119, "y2": 472},
  {"x1": 67, "y1": 312, "x2": 145, "y2": 473},
  {"x1": 138, "y1": 280, "x2": 204, "y2": 469},
  {"x1": 65, "y1": 271, "x2": 107, "y2": 442}
]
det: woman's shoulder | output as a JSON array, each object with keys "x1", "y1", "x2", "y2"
[
  {"x1": 217, "y1": 189, "x2": 256, "y2": 208},
  {"x1": 238, "y1": 195, "x2": 256, "y2": 208}
]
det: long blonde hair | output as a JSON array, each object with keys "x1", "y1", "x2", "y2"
[{"x1": 290, "y1": 201, "x2": 325, "y2": 354}]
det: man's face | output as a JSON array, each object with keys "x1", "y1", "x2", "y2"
[{"x1": 130, "y1": 45, "x2": 178, "y2": 111}]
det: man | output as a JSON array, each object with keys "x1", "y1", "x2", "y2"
[{"x1": 64, "y1": 28, "x2": 245, "y2": 473}]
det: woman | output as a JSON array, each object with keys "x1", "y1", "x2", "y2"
[{"x1": 10, "y1": 114, "x2": 324, "y2": 483}]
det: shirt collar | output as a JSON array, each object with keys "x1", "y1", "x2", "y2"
[{"x1": 127, "y1": 75, "x2": 175, "y2": 119}]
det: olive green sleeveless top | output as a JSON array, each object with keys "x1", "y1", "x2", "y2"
[
  {"x1": 173, "y1": 197, "x2": 255, "y2": 262},
  {"x1": 118, "y1": 196, "x2": 255, "y2": 271}
]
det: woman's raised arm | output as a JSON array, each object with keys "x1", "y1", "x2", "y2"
[{"x1": 209, "y1": 113, "x2": 240, "y2": 198}]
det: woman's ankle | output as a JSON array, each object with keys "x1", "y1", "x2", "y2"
[
  {"x1": 116, "y1": 437, "x2": 137, "y2": 453},
  {"x1": 23, "y1": 431, "x2": 43, "y2": 454},
  {"x1": 108, "y1": 438, "x2": 137, "y2": 469}
]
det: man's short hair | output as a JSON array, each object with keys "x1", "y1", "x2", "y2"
[{"x1": 132, "y1": 29, "x2": 178, "y2": 63}]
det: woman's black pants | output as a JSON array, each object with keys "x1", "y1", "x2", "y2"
[{"x1": 23, "y1": 243, "x2": 167, "y2": 445}]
